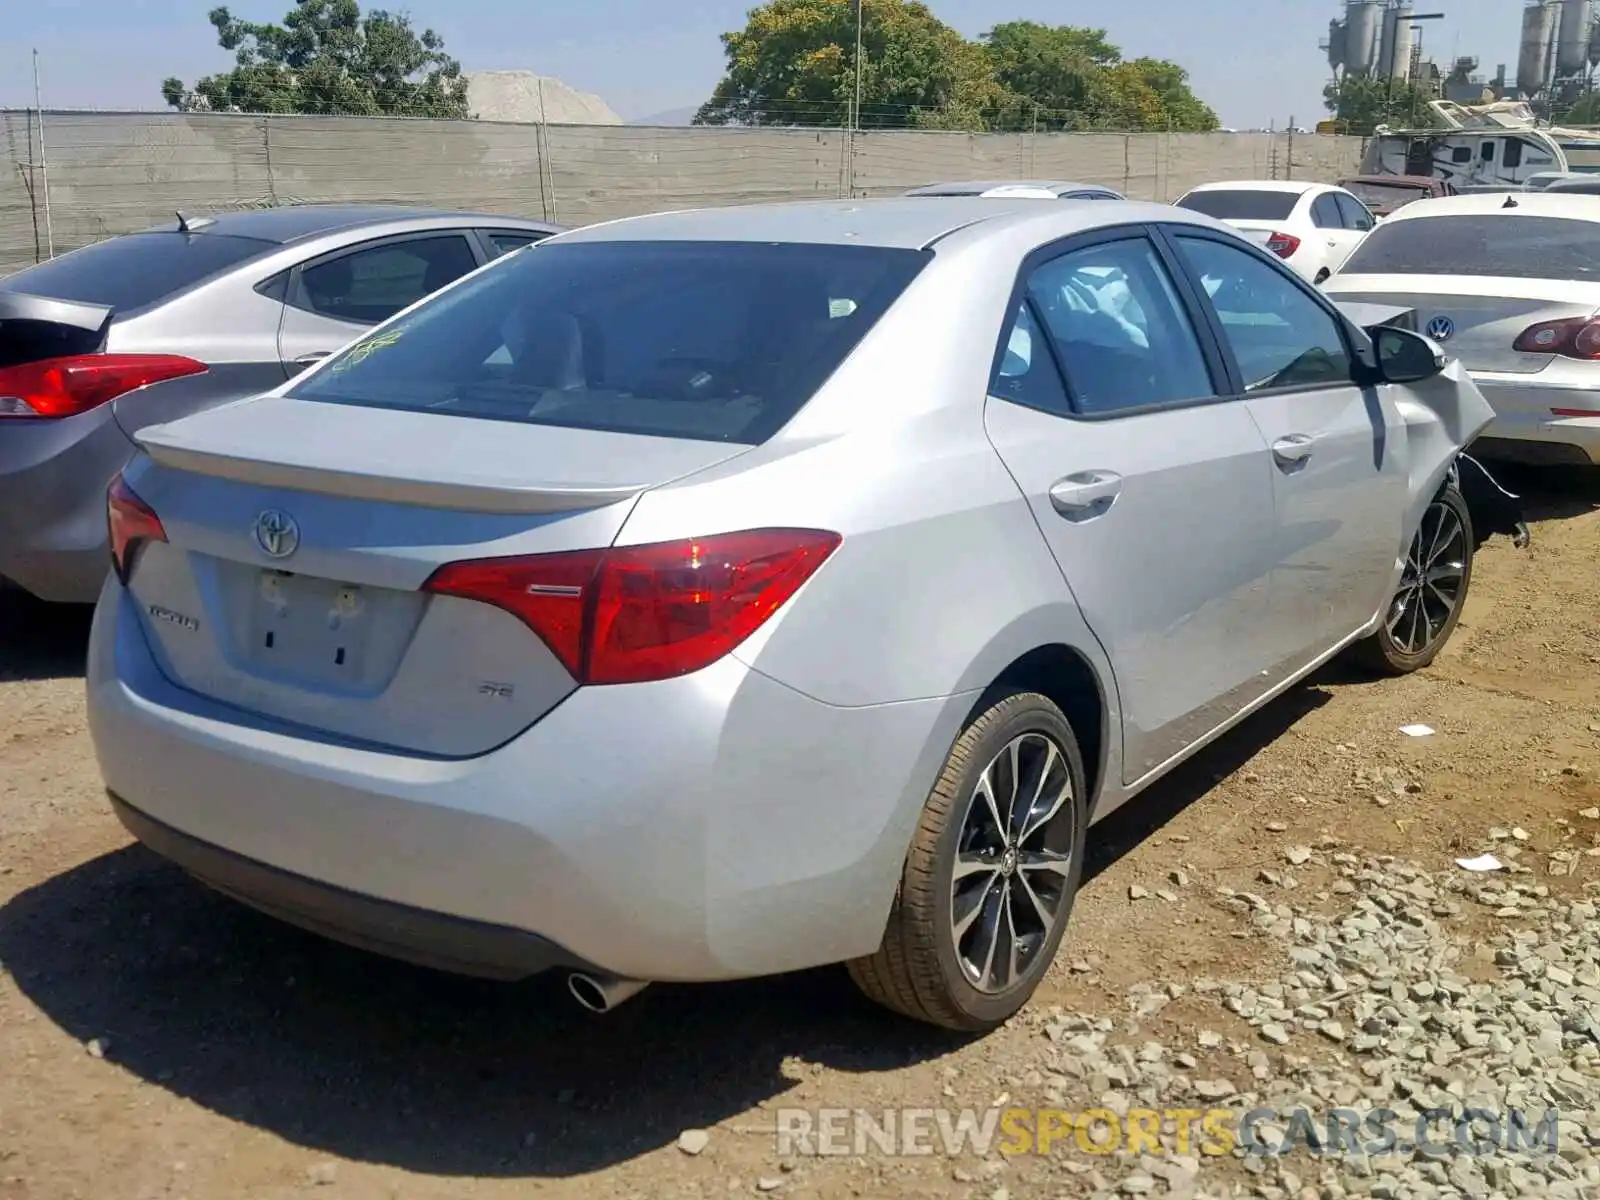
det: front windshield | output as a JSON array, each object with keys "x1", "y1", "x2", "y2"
[{"x1": 1342, "y1": 181, "x2": 1426, "y2": 208}]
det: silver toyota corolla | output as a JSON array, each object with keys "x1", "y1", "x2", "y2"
[
  {"x1": 86, "y1": 197, "x2": 1494, "y2": 1032},
  {"x1": 0, "y1": 205, "x2": 561, "y2": 604}
]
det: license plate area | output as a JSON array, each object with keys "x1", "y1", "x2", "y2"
[{"x1": 244, "y1": 569, "x2": 378, "y2": 688}]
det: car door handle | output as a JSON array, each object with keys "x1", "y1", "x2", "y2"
[
  {"x1": 1049, "y1": 471, "x2": 1123, "y2": 517},
  {"x1": 1271, "y1": 434, "x2": 1316, "y2": 468},
  {"x1": 293, "y1": 351, "x2": 331, "y2": 365}
]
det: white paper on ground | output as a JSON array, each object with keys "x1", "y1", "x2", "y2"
[
  {"x1": 1454, "y1": 854, "x2": 1506, "y2": 872},
  {"x1": 1399, "y1": 724, "x2": 1436, "y2": 738}
]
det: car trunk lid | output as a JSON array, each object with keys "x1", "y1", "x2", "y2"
[
  {"x1": 122, "y1": 395, "x2": 751, "y2": 757},
  {"x1": 0, "y1": 290, "x2": 111, "y2": 368},
  {"x1": 1323, "y1": 275, "x2": 1600, "y2": 374},
  {"x1": 1216, "y1": 220, "x2": 1278, "y2": 247}
]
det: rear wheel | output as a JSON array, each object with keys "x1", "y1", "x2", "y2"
[
  {"x1": 1353, "y1": 485, "x2": 1474, "y2": 675},
  {"x1": 1313, "y1": 268, "x2": 1331, "y2": 284},
  {"x1": 848, "y1": 691, "x2": 1088, "y2": 1032}
]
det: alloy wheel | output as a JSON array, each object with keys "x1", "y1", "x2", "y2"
[
  {"x1": 1387, "y1": 497, "x2": 1467, "y2": 656},
  {"x1": 949, "y1": 732, "x2": 1077, "y2": 995}
]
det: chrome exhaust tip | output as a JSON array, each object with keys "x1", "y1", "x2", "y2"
[{"x1": 567, "y1": 971, "x2": 649, "y2": 1013}]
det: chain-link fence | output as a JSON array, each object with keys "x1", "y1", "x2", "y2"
[{"x1": 0, "y1": 109, "x2": 1368, "y2": 276}]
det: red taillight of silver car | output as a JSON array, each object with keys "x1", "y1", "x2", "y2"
[
  {"x1": 107, "y1": 472, "x2": 168, "y2": 585},
  {"x1": 423, "y1": 528, "x2": 842, "y2": 685},
  {"x1": 0, "y1": 354, "x2": 206, "y2": 419},
  {"x1": 1512, "y1": 316, "x2": 1600, "y2": 360}
]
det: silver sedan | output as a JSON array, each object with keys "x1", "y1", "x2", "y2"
[
  {"x1": 88, "y1": 196, "x2": 1492, "y2": 1032},
  {"x1": 0, "y1": 205, "x2": 560, "y2": 603}
]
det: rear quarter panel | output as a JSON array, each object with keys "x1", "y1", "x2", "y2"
[
  {"x1": 613, "y1": 231, "x2": 1125, "y2": 795},
  {"x1": 107, "y1": 271, "x2": 290, "y2": 437}
]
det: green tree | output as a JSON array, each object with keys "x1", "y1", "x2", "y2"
[
  {"x1": 1323, "y1": 73, "x2": 1434, "y2": 136},
  {"x1": 981, "y1": 23, "x2": 1217, "y2": 132},
  {"x1": 1564, "y1": 91, "x2": 1600, "y2": 125},
  {"x1": 981, "y1": 21, "x2": 1107, "y2": 130},
  {"x1": 695, "y1": 2, "x2": 1219, "y2": 132},
  {"x1": 694, "y1": 0, "x2": 985, "y2": 128},
  {"x1": 161, "y1": 0, "x2": 469, "y2": 117},
  {"x1": 1118, "y1": 57, "x2": 1219, "y2": 131}
]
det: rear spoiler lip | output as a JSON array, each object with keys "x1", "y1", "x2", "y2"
[
  {"x1": 133, "y1": 433, "x2": 644, "y2": 516},
  {"x1": 0, "y1": 289, "x2": 114, "y2": 334}
]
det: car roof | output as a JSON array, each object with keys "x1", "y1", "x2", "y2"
[
  {"x1": 904, "y1": 180, "x2": 1116, "y2": 197},
  {"x1": 1181, "y1": 180, "x2": 1324, "y2": 195},
  {"x1": 1378, "y1": 191, "x2": 1600, "y2": 224},
  {"x1": 136, "y1": 203, "x2": 559, "y2": 245},
  {"x1": 547, "y1": 196, "x2": 1212, "y2": 251}
]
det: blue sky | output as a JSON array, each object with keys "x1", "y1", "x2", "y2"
[{"x1": 0, "y1": 0, "x2": 1530, "y2": 126}]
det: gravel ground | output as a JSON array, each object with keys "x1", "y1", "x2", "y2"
[{"x1": 0, "y1": 466, "x2": 1598, "y2": 1200}]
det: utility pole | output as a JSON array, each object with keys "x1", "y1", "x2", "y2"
[
  {"x1": 33, "y1": 48, "x2": 53, "y2": 259},
  {"x1": 854, "y1": 0, "x2": 865, "y2": 132}
]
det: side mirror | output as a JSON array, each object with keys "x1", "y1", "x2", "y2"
[{"x1": 1374, "y1": 326, "x2": 1446, "y2": 384}]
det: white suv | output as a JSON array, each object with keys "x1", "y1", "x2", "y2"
[{"x1": 1173, "y1": 181, "x2": 1375, "y2": 285}]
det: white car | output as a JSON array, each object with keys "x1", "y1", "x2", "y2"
[
  {"x1": 1173, "y1": 181, "x2": 1375, "y2": 285},
  {"x1": 1323, "y1": 191, "x2": 1600, "y2": 466}
]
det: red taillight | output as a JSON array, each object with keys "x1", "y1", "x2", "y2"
[
  {"x1": 107, "y1": 473, "x2": 167, "y2": 585},
  {"x1": 0, "y1": 354, "x2": 207, "y2": 419},
  {"x1": 1265, "y1": 231, "x2": 1301, "y2": 259},
  {"x1": 423, "y1": 528, "x2": 842, "y2": 685},
  {"x1": 1512, "y1": 317, "x2": 1600, "y2": 360}
]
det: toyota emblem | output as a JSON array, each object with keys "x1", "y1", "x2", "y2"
[
  {"x1": 1425, "y1": 315, "x2": 1455, "y2": 342},
  {"x1": 253, "y1": 509, "x2": 301, "y2": 559}
]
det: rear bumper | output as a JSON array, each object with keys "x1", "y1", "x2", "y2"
[
  {"x1": 0, "y1": 408, "x2": 134, "y2": 602},
  {"x1": 110, "y1": 791, "x2": 577, "y2": 979},
  {"x1": 87, "y1": 580, "x2": 971, "y2": 983},
  {"x1": 1470, "y1": 375, "x2": 1600, "y2": 465}
]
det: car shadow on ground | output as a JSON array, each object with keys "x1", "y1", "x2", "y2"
[
  {"x1": 0, "y1": 677, "x2": 1334, "y2": 1179},
  {"x1": 1478, "y1": 461, "x2": 1600, "y2": 525},
  {"x1": 0, "y1": 592, "x2": 93, "y2": 682},
  {"x1": 1083, "y1": 682, "x2": 1333, "y2": 879}
]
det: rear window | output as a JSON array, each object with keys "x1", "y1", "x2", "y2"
[
  {"x1": 0, "y1": 232, "x2": 273, "y2": 312},
  {"x1": 1175, "y1": 190, "x2": 1299, "y2": 221},
  {"x1": 288, "y1": 240, "x2": 930, "y2": 444},
  {"x1": 1340, "y1": 214, "x2": 1600, "y2": 279}
]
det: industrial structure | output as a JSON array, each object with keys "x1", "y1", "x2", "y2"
[
  {"x1": 1324, "y1": 2, "x2": 1433, "y2": 85},
  {"x1": 1514, "y1": 0, "x2": 1600, "y2": 106},
  {"x1": 1322, "y1": 1, "x2": 1600, "y2": 118}
]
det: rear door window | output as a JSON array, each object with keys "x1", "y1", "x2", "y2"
[
  {"x1": 1175, "y1": 190, "x2": 1299, "y2": 221},
  {"x1": 1340, "y1": 214, "x2": 1600, "y2": 279},
  {"x1": 0, "y1": 232, "x2": 273, "y2": 312},
  {"x1": 288, "y1": 235, "x2": 480, "y2": 325},
  {"x1": 1015, "y1": 236, "x2": 1219, "y2": 416},
  {"x1": 289, "y1": 240, "x2": 929, "y2": 444},
  {"x1": 1312, "y1": 195, "x2": 1343, "y2": 229}
]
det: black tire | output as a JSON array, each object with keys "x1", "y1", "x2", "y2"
[
  {"x1": 1314, "y1": 268, "x2": 1331, "y2": 284},
  {"x1": 848, "y1": 690, "x2": 1089, "y2": 1032},
  {"x1": 1352, "y1": 484, "x2": 1475, "y2": 676}
]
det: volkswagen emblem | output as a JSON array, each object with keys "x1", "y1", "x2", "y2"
[
  {"x1": 252, "y1": 509, "x2": 300, "y2": 559},
  {"x1": 1425, "y1": 315, "x2": 1455, "y2": 342}
]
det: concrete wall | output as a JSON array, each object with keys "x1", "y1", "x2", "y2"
[{"x1": 0, "y1": 111, "x2": 1367, "y2": 276}]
